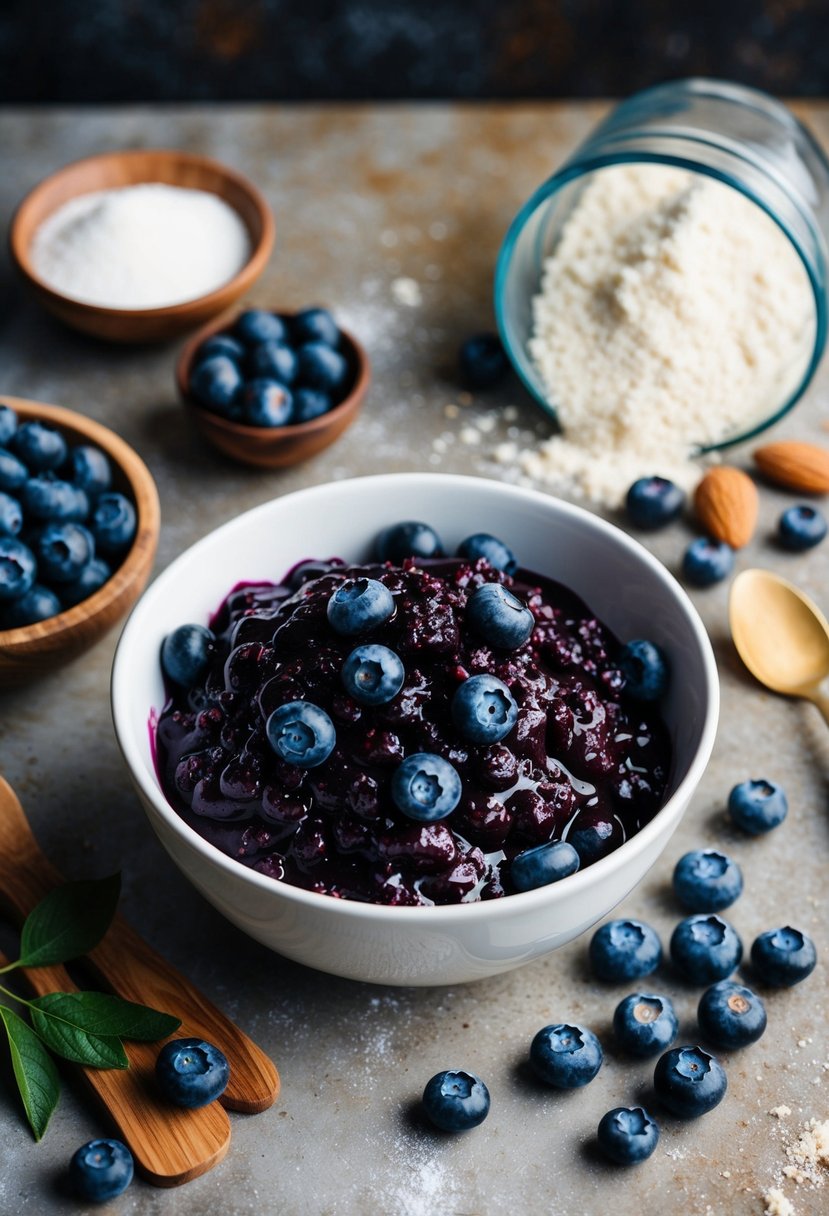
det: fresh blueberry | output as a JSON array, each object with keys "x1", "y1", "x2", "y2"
[
  {"x1": 59, "y1": 558, "x2": 112, "y2": 609},
  {"x1": 654, "y1": 1045, "x2": 727, "y2": 1118},
  {"x1": 266, "y1": 701, "x2": 337, "y2": 768},
  {"x1": 1, "y1": 584, "x2": 62, "y2": 628},
  {"x1": 234, "y1": 309, "x2": 287, "y2": 346},
  {"x1": 778, "y1": 504, "x2": 827, "y2": 551},
  {"x1": 161, "y1": 623, "x2": 217, "y2": 687},
  {"x1": 670, "y1": 914, "x2": 743, "y2": 985},
  {"x1": 0, "y1": 491, "x2": 23, "y2": 537},
  {"x1": 296, "y1": 342, "x2": 349, "y2": 394},
  {"x1": 529, "y1": 1023, "x2": 603, "y2": 1088},
  {"x1": 21, "y1": 476, "x2": 89, "y2": 522},
  {"x1": 68, "y1": 445, "x2": 112, "y2": 496},
  {"x1": 466, "y1": 582, "x2": 533, "y2": 650},
  {"x1": 0, "y1": 537, "x2": 36, "y2": 601},
  {"x1": 672, "y1": 849, "x2": 743, "y2": 913},
  {"x1": 0, "y1": 447, "x2": 30, "y2": 493},
  {"x1": 11, "y1": 420, "x2": 67, "y2": 471},
  {"x1": 727, "y1": 778, "x2": 788, "y2": 835},
  {"x1": 327, "y1": 577, "x2": 395, "y2": 636},
  {"x1": 613, "y1": 993, "x2": 678, "y2": 1057},
  {"x1": 750, "y1": 926, "x2": 817, "y2": 987},
  {"x1": 697, "y1": 980, "x2": 767, "y2": 1049},
  {"x1": 241, "y1": 380, "x2": 294, "y2": 427},
  {"x1": 292, "y1": 307, "x2": 340, "y2": 348},
  {"x1": 597, "y1": 1106, "x2": 660, "y2": 1165},
  {"x1": 0, "y1": 404, "x2": 17, "y2": 446},
  {"x1": 91, "y1": 492, "x2": 136, "y2": 555},
  {"x1": 376, "y1": 521, "x2": 444, "y2": 563},
  {"x1": 618, "y1": 639, "x2": 669, "y2": 701},
  {"x1": 457, "y1": 533, "x2": 517, "y2": 575},
  {"x1": 190, "y1": 354, "x2": 244, "y2": 416},
  {"x1": 625, "y1": 476, "x2": 685, "y2": 529},
  {"x1": 248, "y1": 341, "x2": 299, "y2": 385},
  {"x1": 292, "y1": 387, "x2": 332, "y2": 423},
  {"x1": 391, "y1": 753, "x2": 462, "y2": 821},
  {"x1": 452, "y1": 674, "x2": 518, "y2": 743},
  {"x1": 155, "y1": 1037, "x2": 229, "y2": 1108},
  {"x1": 69, "y1": 1138, "x2": 134, "y2": 1202},
  {"x1": 459, "y1": 333, "x2": 510, "y2": 389},
  {"x1": 682, "y1": 537, "x2": 734, "y2": 586},
  {"x1": 34, "y1": 522, "x2": 95, "y2": 583},
  {"x1": 511, "y1": 840, "x2": 580, "y2": 891},
  {"x1": 341, "y1": 643, "x2": 405, "y2": 705},
  {"x1": 194, "y1": 333, "x2": 246, "y2": 365},
  {"x1": 589, "y1": 919, "x2": 663, "y2": 983},
  {"x1": 422, "y1": 1069, "x2": 490, "y2": 1132}
]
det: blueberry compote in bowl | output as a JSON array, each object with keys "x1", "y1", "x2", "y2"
[{"x1": 112, "y1": 475, "x2": 718, "y2": 986}]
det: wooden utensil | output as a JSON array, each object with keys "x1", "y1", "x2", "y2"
[
  {"x1": 729, "y1": 567, "x2": 829, "y2": 725},
  {"x1": 0, "y1": 777, "x2": 279, "y2": 1114}
]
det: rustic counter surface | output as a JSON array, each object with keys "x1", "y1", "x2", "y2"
[{"x1": 0, "y1": 103, "x2": 827, "y2": 1216}]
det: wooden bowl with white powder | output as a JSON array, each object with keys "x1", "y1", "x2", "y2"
[{"x1": 9, "y1": 149, "x2": 274, "y2": 343}]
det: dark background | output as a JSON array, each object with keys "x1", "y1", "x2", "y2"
[{"x1": 1, "y1": 0, "x2": 829, "y2": 103}]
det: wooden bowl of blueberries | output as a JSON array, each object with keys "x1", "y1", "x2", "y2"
[
  {"x1": 176, "y1": 306, "x2": 370, "y2": 468},
  {"x1": 0, "y1": 397, "x2": 160, "y2": 684}
]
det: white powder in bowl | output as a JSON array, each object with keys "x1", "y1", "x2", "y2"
[
  {"x1": 31, "y1": 183, "x2": 252, "y2": 309},
  {"x1": 522, "y1": 163, "x2": 814, "y2": 507}
]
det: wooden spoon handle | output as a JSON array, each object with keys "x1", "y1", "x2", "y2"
[{"x1": 0, "y1": 947, "x2": 231, "y2": 1186}]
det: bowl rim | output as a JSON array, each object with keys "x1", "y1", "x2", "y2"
[
  {"x1": 112, "y1": 472, "x2": 719, "y2": 924},
  {"x1": 9, "y1": 148, "x2": 275, "y2": 320},
  {"x1": 0, "y1": 397, "x2": 160, "y2": 646}
]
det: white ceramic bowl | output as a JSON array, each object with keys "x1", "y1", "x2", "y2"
[{"x1": 112, "y1": 474, "x2": 718, "y2": 986}]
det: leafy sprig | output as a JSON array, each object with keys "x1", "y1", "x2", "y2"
[{"x1": 0, "y1": 875, "x2": 180, "y2": 1139}]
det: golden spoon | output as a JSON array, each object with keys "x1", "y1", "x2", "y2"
[{"x1": 729, "y1": 568, "x2": 829, "y2": 726}]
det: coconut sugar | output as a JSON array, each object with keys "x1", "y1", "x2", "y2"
[{"x1": 523, "y1": 164, "x2": 814, "y2": 507}]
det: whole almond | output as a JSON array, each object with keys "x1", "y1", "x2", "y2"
[
  {"x1": 753, "y1": 441, "x2": 829, "y2": 494},
  {"x1": 694, "y1": 466, "x2": 758, "y2": 548}
]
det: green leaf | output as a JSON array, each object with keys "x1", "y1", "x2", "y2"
[
  {"x1": 29, "y1": 995, "x2": 128, "y2": 1069},
  {"x1": 30, "y1": 991, "x2": 180, "y2": 1057},
  {"x1": 17, "y1": 875, "x2": 121, "y2": 968},
  {"x1": 0, "y1": 1005, "x2": 60, "y2": 1140}
]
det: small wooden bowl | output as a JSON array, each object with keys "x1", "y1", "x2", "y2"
[
  {"x1": 0, "y1": 397, "x2": 160, "y2": 685},
  {"x1": 176, "y1": 312, "x2": 371, "y2": 468},
  {"x1": 9, "y1": 149, "x2": 275, "y2": 344}
]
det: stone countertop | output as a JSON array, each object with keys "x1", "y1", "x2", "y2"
[{"x1": 0, "y1": 103, "x2": 828, "y2": 1216}]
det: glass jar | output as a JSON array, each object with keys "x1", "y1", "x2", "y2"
[{"x1": 495, "y1": 78, "x2": 829, "y2": 449}]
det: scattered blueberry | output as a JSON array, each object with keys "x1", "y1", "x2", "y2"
[
  {"x1": 597, "y1": 1106, "x2": 660, "y2": 1165},
  {"x1": 0, "y1": 404, "x2": 17, "y2": 446},
  {"x1": 778, "y1": 504, "x2": 827, "y2": 551},
  {"x1": 466, "y1": 582, "x2": 533, "y2": 649},
  {"x1": 529, "y1": 1023, "x2": 603, "y2": 1088},
  {"x1": 292, "y1": 306, "x2": 340, "y2": 348},
  {"x1": 0, "y1": 537, "x2": 36, "y2": 601},
  {"x1": 697, "y1": 980, "x2": 767, "y2": 1049},
  {"x1": 21, "y1": 476, "x2": 88, "y2": 522},
  {"x1": 625, "y1": 477, "x2": 685, "y2": 529},
  {"x1": 194, "y1": 333, "x2": 246, "y2": 365},
  {"x1": 292, "y1": 387, "x2": 332, "y2": 423},
  {"x1": 422, "y1": 1069, "x2": 490, "y2": 1132},
  {"x1": 0, "y1": 447, "x2": 30, "y2": 493},
  {"x1": 248, "y1": 341, "x2": 298, "y2": 385},
  {"x1": 511, "y1": 840, "x2": 580, "y2": 891},
  {"x1": 457, "y1": 533, "x2": 517, "y2": 575},
  {"x1": 727, "y1": 779, "x2": 788, "y2": 835},
  {"x1": 155, "y1": 1037, "x2": 230, "y2": 1108},
  {"x1": 391, "y1": 753, "x2": 462, "y2": 821},
  {"x1": 458, "y1": 333, "x2": 510, "y2": 389},
  {"x1": 69, "y1": 1138, "x2": 134, "y2": 1202},
  {"x1": 190, "y1": 354, "x2": 244, "y2": 416},
  {"x1": 341, "y1": 643, "x2": 405, "y2": 705},
  {"x1": 161, "y1": 624, "x2": 217, "y2": 687},
  {"x1": 672, "y1": 849, "x2": 743, "y2": 913},
  {"x1": 376, "y1": 521, "x2": 444, "y2": 563},
  {"x1": 11, "y1": 420, "x2": 67, "y2": 471},
  {"x1": 618, "y1": 639, "x2": 669, "y2": 701},
  {"x1": 235, "y1": 309, "x2": 287, "y2": 346},
  {"x1": 34, "y1": 522, "x2": 95, "y2": 583},
  {"x1": 653, "y1": 1045, "x2": 727, "y2": 1118},
  {"x1": 682, "y1": 537, "x2": 735, "y2": 587},
  {"x1": 59, "y1": 558, "x2": 112, "y2": 609},
  {"x1": 751, "y1": 926, "x2": 817, "y2": 987},
  {"x1": 1, "y1": 584, "x2": 62, "y2": 628},
  {"x1": 327, "y1": 577, "x2": 395, "y2": 636},
  {"x1": 241, "y1": 379, "x2": 294, "y2": 427},
  {"x1": 613, "y1": 993, "x2": 678, "y2": 1057},
  {"x1": 266, "y1": 701, "x2": 337, "y2": 768},
  {"x1": 0, "y1": 491, "x2": 23, "y2": 537},
  {"x1": 297, "y1": 342, "x2": 348, "y2": 393},
  {"x1": 69, "y1": 445, "x2": 112, "y2": 496},
  {"x1": 589, "y1": 919, "x2": 663, "y2": 983},
  {"x1": 452, "y1": 674, "x2": 518, "y2": 743},
  {"x1": 90, "y1": 492, "x2": 136, "y2": 555},
  {"x1": 670, "y1": 914, "x2": 743, "y2": 985}
]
